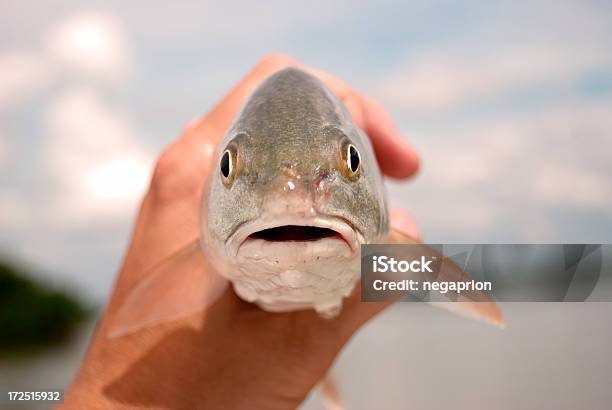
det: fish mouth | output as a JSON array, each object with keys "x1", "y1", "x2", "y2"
[
  {"x1": 249, "y1": 225, "x2": 341, "y2": 242},
  {"x1": 227, "y1": 216, "x2": 362, "y2": 257}
]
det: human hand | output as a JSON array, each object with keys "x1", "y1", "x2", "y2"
[{"x1": 64, "y1": 54, "x2": 420, "y2": 409}]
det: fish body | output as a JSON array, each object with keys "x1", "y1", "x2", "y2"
[{"x1": 201, "y1": 68, "x2": 388, "y2": 316}]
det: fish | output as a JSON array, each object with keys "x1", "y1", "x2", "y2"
[
  {"x1": 201, "y1": 67, "x2": 389, "y2": 318},
  {"x1": 108, "y1": 67, "x2": 502, "y2": 338}
]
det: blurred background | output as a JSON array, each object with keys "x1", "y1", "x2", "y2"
[{"x1": 0, "y1": 1, "x2": 611, "y2": 409}]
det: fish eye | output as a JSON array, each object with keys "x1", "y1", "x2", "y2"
[
  {"x1": 220, "y1": 147, "x2": 237, "y2": 186},
  {"x1": 340, "y1": 140, "x2": 361, "y2": 180},
  {"x1": 220, "y1": 150, "x2": 231, "y2": 178},
  {"x1": 347, "y1": 144, "x2": 360, "y2": 174}
]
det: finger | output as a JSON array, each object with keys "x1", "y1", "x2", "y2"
[
  {"x1": 362, "y1": 97, "x2": 420, "y2": 179},
  {"x1": 294, "y1": 65, "x2": 419, "y2": 179},
  {"x1": 295, "y1": 65, "x2": 367, "y2": 127}
]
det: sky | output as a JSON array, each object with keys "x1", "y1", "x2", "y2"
[{"x1": 1, "y1": 0, "x2": 611, "y2": 301}]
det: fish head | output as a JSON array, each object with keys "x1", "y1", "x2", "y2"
[{"x1": 201, "y1": 67, "x2": 389, "y2": 311}]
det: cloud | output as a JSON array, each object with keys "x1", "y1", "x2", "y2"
[
  {"x1": 0, "y1": 11, "x2": 129, "y2": 112},
  {"x1": 427, "y1": 99, "x2": 612, "y2": 210},
  {"x1": 40, "y1": 12, "x2": 139, "y2": 219},
  {"x1": 425, "y1": 125, "x2": 522, "y2": 187},
  {"x1": 533, "y1": 163, "x2": 611, "y2": 208},
  {"x1": 47, "y1": 12, "x2": 130, "y2": 81},
  {"x1": 0, "y1": 50, "x2": 53, "y2": 111},
  {"x1": 389, "y1": 97, "x2": 612, "y2": 241},
  {"x1": 379, "y1": 47, "x2": 612, "y2": 113},
  {"x1": 128, "y1": 0, "x2": 355, "y2": 47},
  {"x1": 0, "y1": 10, "x2": 142, "y2": 298},
  {"x1": 44, "y1": 87, "x2": 153, "y2": 223}
]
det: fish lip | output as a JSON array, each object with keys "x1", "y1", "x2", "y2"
[{"x1": 226, "y1": 215, "x2": 363, "y2": 257}]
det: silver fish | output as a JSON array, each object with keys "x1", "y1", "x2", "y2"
[
  {"x1": 109, "y1": 68, "x2": 501, "y2": 338},
  {"x1": 201, "y1": 67, "x2": 388, "y2": 317}
]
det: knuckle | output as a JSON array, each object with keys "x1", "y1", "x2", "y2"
[
  {"x1": 150, "y1": 144, "x2": 198, "y2": 203},
  {"x1": 182, "y1": 117, "x2": 201, "y2": 135},
  {"x1": 152, "y1": 146, "x2": 181, "y2": 182}
]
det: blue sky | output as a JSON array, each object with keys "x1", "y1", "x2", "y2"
[{"x1": 1, "y1": 0, "x2": 611, "y2": 300}]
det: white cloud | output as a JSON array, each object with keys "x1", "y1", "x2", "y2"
[
  {"x1": 0, "y1": 50, "x2": 53, "y2": 110},
  {"x1": 423, "y1": 99, "x2": 612, "y2": 210},
  {"x1": 379, "y1": 47, "x2": 612, "y2": 113},
  {"x1": 426, "y1": 125, "x2": 523, "y2": 187},
  {"x1": 134, "y1": 0, "x2": 355, "y2": 46},
  {"x1": 84, "y1": 157, "x2": 150, "y2": 204},
  {"x1": 532, "y1": 163, "x2": 611, "y2": 208},
  {"x1": 47, "y1": 12, "x2": 129, "y2": 80},
  {"x1": 0, "y1": 10, "x2": 143, "y2": 298},
  {"x1": 389, "y1": 97, "x2": 612, "y2": 242},
  {"x1": 44, "y1": 87, "x2": 153, "y2": 223},
  {"x1": 0, "y1": 11, "x2": 129, "y2": 112}
]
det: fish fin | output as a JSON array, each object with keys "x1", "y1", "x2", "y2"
[
  {"x1": 319, "y1": 372, "x2": 345, "y2": 410},
  {"x1": 107, "y1": 239, "x2": 228, "y2": 338},
  {"x1": 385, "y1": 228, "x2": 504, "y2": 327}
]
